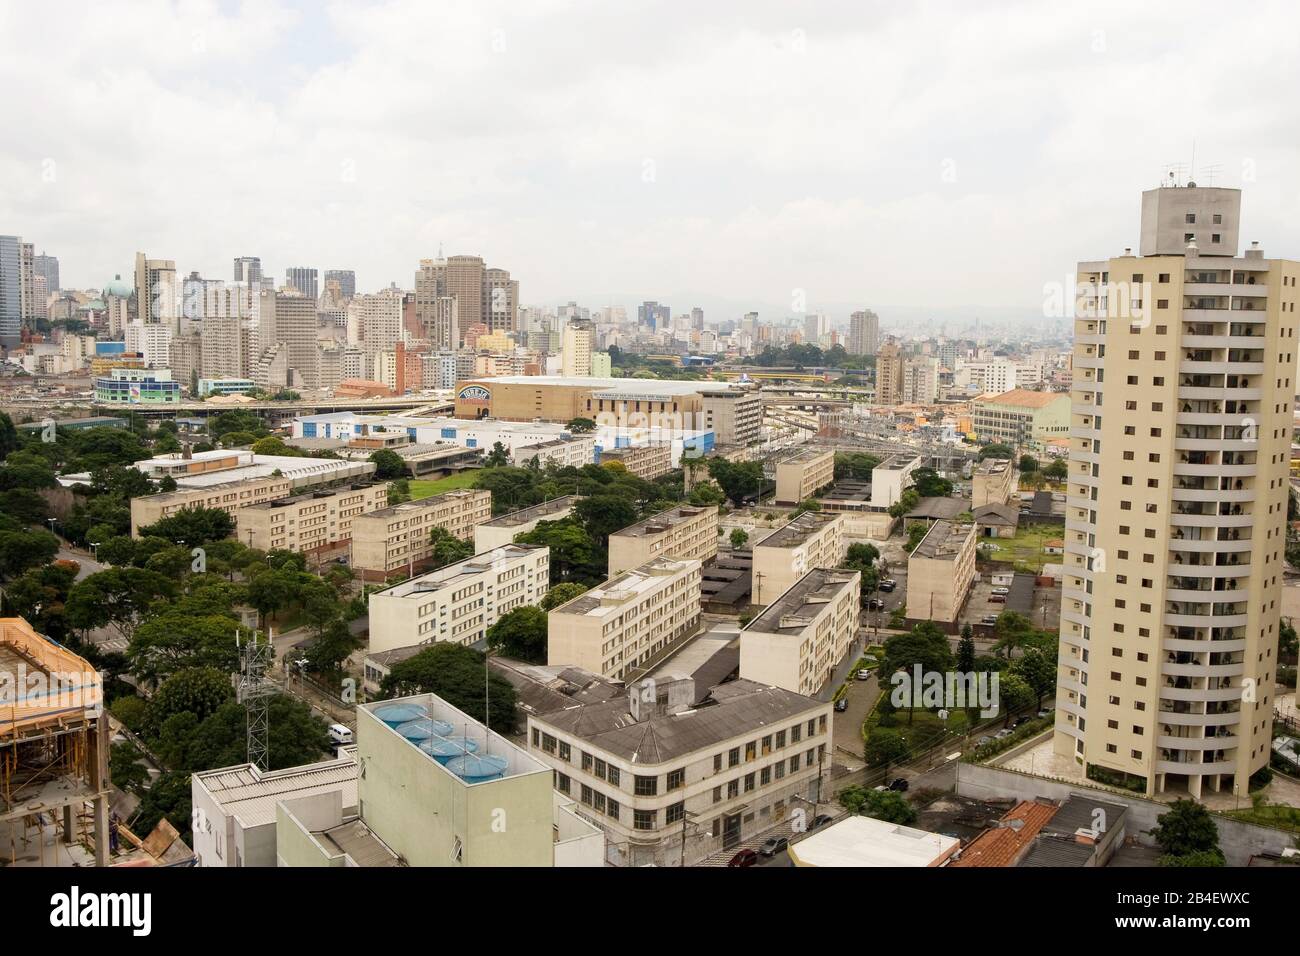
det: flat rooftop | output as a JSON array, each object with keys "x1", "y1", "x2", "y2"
[
  {"x1": 755, "y1": 511, "x2": 840, "y2": 550},
  {"x1": 463, "y1": 375, "x2": 735, "y2": 396},
  {"x1": 789, "y1": 814, "x2": 959, "y2": 867},
  {"x1": 912, "y1": 519, "x2": 973, "y2": 560},
  {"x1": 875, "y1": 454, "x2": 920, "y2": 470},
  {"x1": 242, "y1": 481, "x2": 382, "y2": 511},
  {"x1": 480, "y1": 496, "x2": 579, "y2": 528},
  {"x1": 551, "y1": 557, "x2": 698, "y2": 616},
  {"x1": 777, "y1": 448, "x2": 832, "y2": 466},
  {"x1": 361, "y1": 487, "x2": 485, "y2": 519},
  {"x1": 192, "y1": 750, "x2": 359, "y2": 829},
  {"x1": 975, "y1": 457, "x2": 1013, "y2": 475},
  {"x1": 375, "y1": 544, "x2": 544, "y2": 599},
  {"x1": 746, "y1": 569, "x2": 859, "y2": 634},
  {"x1": 610, "y1": 505, "x2": 712, "y2": 539}
]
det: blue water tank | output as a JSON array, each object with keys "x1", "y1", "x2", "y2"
[
  {"x1": 447, "y1": 753, "x2": 509, "y2": 783},
  {"x1": 372, "y1": 703, "x2": 427, "y2": 728},
  {"x1": 418, "y1": 736, "x2": 480, "y2": 765},
  {"x1": 395, "y1": 717, "x2": 455, "y2": 742}
]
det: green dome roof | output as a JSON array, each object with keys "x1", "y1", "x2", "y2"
[{"x1": 103, "y1": 275, "x2": 132, "y2": 297}]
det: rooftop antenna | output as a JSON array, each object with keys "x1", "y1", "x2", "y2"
[{"x1": 1201, "y1": 163, "x2": 1224, "y2": 187}]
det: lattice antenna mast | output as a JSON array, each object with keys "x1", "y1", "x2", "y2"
[{"x1": 236, "y1": 628, "x2": 276, "y2": 771}]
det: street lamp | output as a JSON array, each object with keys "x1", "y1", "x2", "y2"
[{"x1": 90, "y1": 541, "x2": 100, "y2": 563}]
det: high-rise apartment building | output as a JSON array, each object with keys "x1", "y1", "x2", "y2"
[
  {"x1": 875, "y1": 339, "x2": 903, "y2": 405},
  {"x1": 1053, "y1": 185, "x2": 1299, "y2": 801},
  {"x1": 285, "y1": 266, "x2": 318, "y2": 300},
  {"x1": 134, "y1": 252, "x2": 178, "y2": 329},
  {"x1": 347, "y1": 290, "x2": 404, "y2": 353},
  {"x1": 902, "y1": 356, "x2": 940, "y2": 404},
  {"x1": 848, "y1": 309, "x2": 880, "y2": 356},
  {"x1": 415, "y1": 254, "x2": 516, "y2": 347},
  {"x1": 258, "y1": 289, "x2": 321, "y2": 390},
  {"x1": 561, "y1": 319, "x2": 594, "y2": 376}
]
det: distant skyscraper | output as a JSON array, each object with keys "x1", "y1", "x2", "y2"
[
  {"x1": 233, "y1": 256, "x2": 262, "y2": 285},
  {"x1": 561, "y1": 319, "x2": 595, "y2": 376},
  {"x1": 415, "y1": 254, "x2": 517, "y2": 346},
  {"x1": 803, "y1": 312, "x2": 828, "y2": 345},
  {"x1": 285, "y1": 267, "x2": 318, "y2": 300},
  {"x1": 638, "y1": 301, "x2": 670, "y2": 329},
  {"x1": 134, "y1": 252, "x2": 178, "y2": 329},
  {"x1": 848, "y1": 309, "x2": 880, "y2": 356},
  {"x1": 324, "y1": 269, "x2": 356, "y2": 298},
  {"x1": 258, "y1": 289, "x2": 321, "y2": 390},
  {"x1": 875, "y1": 339, "x2": 903, "y2": 405},
  {"x1": 690, "y1": 307, "x2": 704, "y2": 331},
  {"x1": 34, "y1": 253, "x2": 59, "y2": 293},
  {"x1": 0, "y1": 236, "x2": 22, "y2": 347}
]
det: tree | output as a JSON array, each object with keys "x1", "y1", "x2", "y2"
[
  {"x1": 997, "y1": 673, "x2": 1035, "y2": 724},
  {"x1": 792, "y1": 498, "x2": 822, "y2": 517},
  {"x1": 515, "y1": 518, "x2": 601, "y2": 584},
  {"x1": 566, "y1": 417, "x2": 596, "y2": 433},
  {"x1": 246, "y1": 565, "x2": 297, "y2": 627},
  {"x1": 369, "y1": 448, "x2": 407, "y2": 480},
  {"x1": 304, "y1": 617, "x2": 363, "y2": 677},
  {"x1": 574, "y1": 494, "x2": 638, "y2": 540},
  {"x1": 147, "y1": 666, "x2": 234, "y2": 735},
  {"x1": 729, "y1": 528, "x2": 749, "y2": 550},
  {"x1": 380, "y1": 643, "x2": 518, "y2": 734},
  {"x1": 1151, "y1": 800, "x2": 1222, "y2": 861},
  {"x1": 688, "y1": 481, "x2": 726, "y2": 508},
  {"x1": 992, "y1": 611, "x2": 1035, "y2": 659},
  {"x1": 128, "y1": 611, "x2": 245, "y2": 686},
  {"x1": 1018, "y1": 454, "x2": 1039, "y2": 473},
  {"x1": 957, "y1": 624, "x2": 976, "y2": 675},
  {"x1": 0, "y1": 529, "x2": 59, "y2": 580},
  {"x1": 1042, "y1": 457, "x2": 1068, "y2": 481},
  {"x1": 911, "y1": 467, "x2": 953, "y2": 498},
  {"x1": 978, "y1": 443, "x2": 1015, "y2": 461},
  {"x1": 864, "y1": 728, "x2": 910, "y2": 769},
  {"x1": 249, "y1": 436, "x2": 306, "y2": 457},
  {"x1": 887, "y1": 488, "x2": 920, "y2": 519},
  {"x1": 486, "y1": 605, "x2": 548, "y2": 662},
  {"x1": 65, "y1": 567, "x2": 175, "y2": 641},
  {"x1": 905, "y1": 522, "x2": 929, "y2": 553},
  {"x1": 880, "y1": 623, "x2": 953, "y2": 723},
  {"x1": 1008, "y1": 647, "x2": 1056, "y2": 710},
  {"x1": 838, "y1": 784, "x2": 917, "y2": 825},
  {"x1": 707, "y1": 458, "x2": 764, "y2": 507},
  {"x1": 110, "y1": 741, "x2": 149, "y2": 793},
  {"x1": 540, "y1": 582, "x2": 588, "y2": 611},
  {"x1": 484, "y1": 441, "x2": 510, "y2": 468},
  {"x1": 845, "y1": 542, "x2": 879, "y2": 567},
  {"x1": 428, "y1": 527, "x2": 473, "y2": 567},
  {"x1": 138, "y1": 507, "x2": 235, "y2": 546}
]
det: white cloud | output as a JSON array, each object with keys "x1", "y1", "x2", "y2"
[{"x1": 3, "y1": 0, "x2": 1300, "y2": 320}]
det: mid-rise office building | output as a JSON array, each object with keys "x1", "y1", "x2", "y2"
[
  {"x1": 367, "y1": 543, "x2": 550, "y2": 653},
  {"x1": 905, "y1": 520, "x2": 976, "y2": 625},
  {"x1": 548, "y1": 557, "x2": 701, "y2": 680},
  {"x1": 134, "y1": 252, "x2": 178, "y2": 329},
  {"x1": 971, "y1": 389, "x2": 1070, "y2": 451},
  {"x1": 236, "y1": 482, "x2": 389, "y2": 555},
  {"x1": 740, "y1": 568, "x2": 860, "y2": 696},
  {"x1": 285, "y1": 266, "x2": 318, "y2": 300},
  {"x1": 752, "y1": 512, "x2": 845, "y2": 606},
  {"x1": 349, "y1": 488, "x2": 493, "y2": 580},
  {"x1": 773, "y1": 449, "x2": 834, "y2": 505},
  {"x1": 1054, "y1": 184, "x2": 1297, "y2": 800},
  {"x1": 323, "y1": 269, "x2": 356, "y2": 299},
  {"x1": 608, "y1": 505, "x2": 718, "y2": 575},
  {"x1": 698, "y1": 388, "x2": 763, "y2": 446},
  {"x1": 561, "y1": 319, "x2": 594, "y2": 376}
]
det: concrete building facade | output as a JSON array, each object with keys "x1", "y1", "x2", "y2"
[
  {"x1": 740, "y1": 569, "x2": 861, "y2": 696},
  {"x1": 752, "y1": 512, "x2": 845, "y2": 607},
  {"x1": 774, "y1": 449, "x2": 835, "y2": 505},
  {"x1": 349, "y1": 488, "x2": 493, "y2": 580},
  {"x1": 905, "y1": 520, "x2": 976, "y2": 625},
  {"x1": 607, "y1": 505, "x2": 718, "y2": 575},
  {"x1": 236, "y1": 482, "x2": 389, "y2": 554}
]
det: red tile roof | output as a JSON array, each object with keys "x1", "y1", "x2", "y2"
[{"x1": 948, "y1": 800, "x2": 1058, "y2": 867}]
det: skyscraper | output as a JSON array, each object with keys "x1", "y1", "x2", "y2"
[
  {"x1": 1053, "y1": 184, "x2": 1298, "y2": 801},
  {"x1": 415, "y1": 254, "x2": 516, "y2": 348},
  {"x1": 258, "y1": 289, "x2": 322, "y2": 390},
  {"x1": 875, "y1": 339, "x2": 903, "y2": 405},
  {"x1": 324, "y1": 269, "x2": 356, "y2": 299},
  {"x1": 0, "y1": 236, "x2": 22, "y2": 347},
  {"x1": 134, "y1": 252, "x2": 178, "y2": 328},
  {"x1": 285, "y1": 267, "x2": 319, "y2": 300},
  {"x1": 561, "y1": 318, "x2": 595, "y2": 376},
  {"x1": 34, "y1": 253, "x2": 59, "y2": 293},
  {"x1": 233, "y1": 256, "x2": 263, "y2": 285},
  {"x1": 848, "y1": 309, "x2": 880, "y2": 356}
]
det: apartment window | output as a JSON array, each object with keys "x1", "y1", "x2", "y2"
[
  {"x1": 714, "y1": 753, "x2": 723, "y2": 773},
  {"x1": 760, "y1": 766, "x2": 771, "y2": 785},
  {"x1": 666, "y1": 768, "x2": 685, "y2": 791},
  {"x1": 713, "y1": 786, "x2": 722, "y2": 804},
  {"x1": 607, "y1": 766, "x2": 620, "y2": 786},
  {"x1": 607, "y1": 799, "x2": 620, "y2": 821},
  {"x1": 1106, "y1": 744, "x2": 1118, "y2": 754},
  {"x1": 556, "y1": 772, "x2": 571, "y2": 794},
  {"x1": 745, "y1": 741, "x2": 756, "y2": 761},
  {"x1": 728, "y1": 747, "x2": 740, "y2": 768},
  {"x1": 1107, "y1": 719, "x2": 1119, "y2": 729},
  {"x1": 633, "y1": 810, "x2": 656, "y2": 831},
  {"x1": 1185, "y1": 213, "x2": 1196, "y2": 224},
  {"x1": 666, "y1": 802, "x2": 685, "y2": 825},
  {"x1": 634, "y1": 775, "x2": 658, "y2": 796},
  {"x1": 558, "y1": 741, "x2": 571, "y2": 762},
  {"x1": 727, "y1": 779, "x2": 739, "y2": 799},
  {"x1": 531, "y1": 728, "x2": 540, "y2": 747}
]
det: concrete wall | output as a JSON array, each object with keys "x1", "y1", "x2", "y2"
[{"x1": 955, "y1": 762, "x2": 1295, "y2": 866}]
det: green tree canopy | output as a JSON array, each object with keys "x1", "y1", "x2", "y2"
[
  {"x1": 485, "y1": 605, "x2": 548, "y2": 663},
  {"x1": 380, "y1": 643, "x2": 518, "y2": 734}
]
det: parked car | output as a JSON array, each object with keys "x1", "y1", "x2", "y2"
[
  {"x1": 866, "y1": 599, "x2": 885, "y2": 611},
  {"x1": 888, "y1": 777, "x2": 910, "y2": 792},
  {"x1": 835, "y1": 697, "x2": 849, "y2": 713},
  {"x1": 980, "y1": 615, "x2": 1000, "y2": 625},
  {"x1": 727, "y1": 849, "x2": 758, "y2": 868},
  {"x1": 878, "y1": 580, "x2": 897, "y2": 592},
  {"x1": 1037, "y1": 710, "x2": 1050, "y2": 719},
  {"x1": 759, "y1": 837, "x2": 788, "y2": 857},
  {"x1": 811, "y1": 814, "x2": 834, "y2": 830},
  {"x1": 1012, "y1": 716, "x2": 1032, "y2": 729},
  {"x1": 993, "y1": 728, "x2": 1015, "y2": 740},
  {"x1": 976, "y1": 736, "x2": 993, "y2": 747},
  {"x1": 856, "y1": 668, "x2": 873, "y2": 681},
  {"x1": 989, "y1": 594, "x2": 1007, "y2": 603},
  {"x1": 991, "y1": 586, "x2": 1010, "y2": 595}
]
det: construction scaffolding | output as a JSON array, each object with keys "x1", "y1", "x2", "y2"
[{"x1": 0, "y1": 617, "x2": 110, "y2": 867}]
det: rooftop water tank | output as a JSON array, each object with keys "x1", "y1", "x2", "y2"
[
  {"x1": 395, "y1": 717, "x2": 455, "y2": 742},
  {"x1": 418, "y1": 736, "x2": 480, "y2": 765},
  {"x1": 447, "y1": 753, "x2": 509, "y2": 783},
  {"x1": 372, "y1": 703, "x2": 427, "y2": 728}
]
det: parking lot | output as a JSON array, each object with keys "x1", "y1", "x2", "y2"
[{"x1": 960, "y1": 576, "x2": 1060, "y2": 633}]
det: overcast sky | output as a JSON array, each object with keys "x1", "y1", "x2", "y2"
[{"x1": 4, "y1": 0, "x2": 1300, "y2": 325}]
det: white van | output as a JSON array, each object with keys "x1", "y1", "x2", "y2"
[{"x1": 329, "y1": 724, "x2": 354, "y2": 746}]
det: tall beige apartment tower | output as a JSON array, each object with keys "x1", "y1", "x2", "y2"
[
  {"x1": 875, "y1": 339, "x2": 903, "y2": 405},
  {"x1": 134, "y1": 252, "x2": 178, "y2": 329},
  {"x1": 848, "y1": 309, "x2": 879, "y2": 356},
  {"x1": 1054, "y1": 184, "x2": 1299, "y2": 801},
  {"x1": 258, "y1": 289, "x2": 321, "y2": 390},
  {"x1": 561, "y1": 319, "x2": 594, "y2": 376}
]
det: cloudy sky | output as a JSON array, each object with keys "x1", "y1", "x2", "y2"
[{"x1": 4, "y1": 0, "x2": 1300, "y2": 326}]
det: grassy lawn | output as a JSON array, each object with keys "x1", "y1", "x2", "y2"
[
  {"x1": 977, "y1": 522, "x2": 1062, "y2": 572},
  {"x1": 1226, "y1": 804, "x2": 1300, "y2": 833},
  {"x1": 409, "y1": 472, "x2": 481, "y2": 499}
]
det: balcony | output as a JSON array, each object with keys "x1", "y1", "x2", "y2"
[{"x1": 1156, "y1": 759, "x2": 1237, "y2": 775}]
